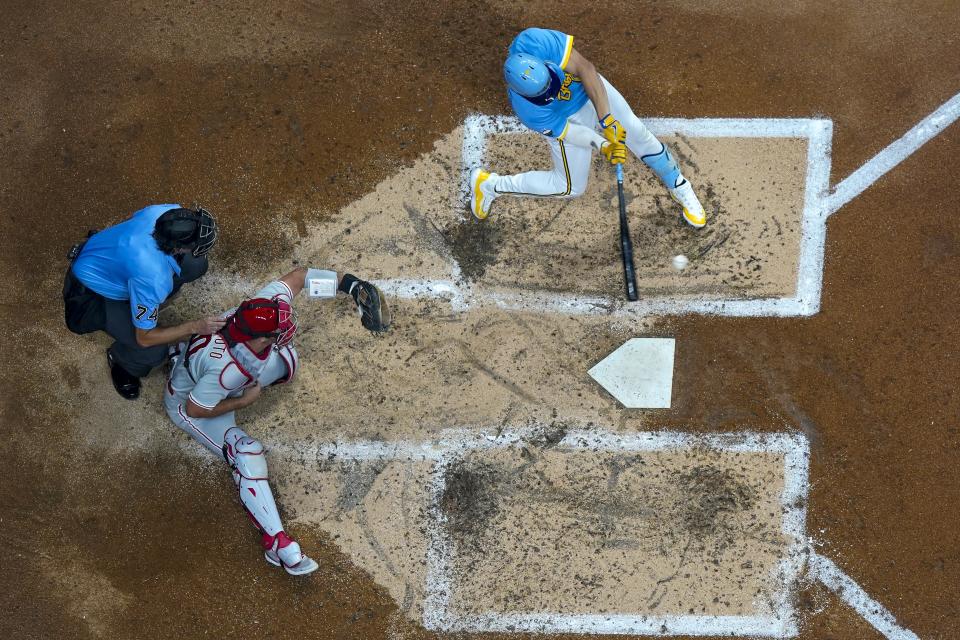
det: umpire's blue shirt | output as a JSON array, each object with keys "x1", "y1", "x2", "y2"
[{"x1": 72, "y1": 204, "x2": 182, "y2": 330}]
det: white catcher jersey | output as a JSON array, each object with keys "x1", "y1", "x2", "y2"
[{"x1": 167, "y1": 280, "x2": 299, "y2": 410}]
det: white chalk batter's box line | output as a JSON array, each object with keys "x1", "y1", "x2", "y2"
[
  {"x1": 374, "y1": 115, "x2": 834, "y2": 319},
  {"x1": 378, "y1": 92, "x2": 960, "y2": 323},
  {"x1": 311, "y1": 428, "x2": 810, "y2": 637}
]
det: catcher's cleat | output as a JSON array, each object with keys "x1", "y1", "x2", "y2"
[
  {"x1": 669, "y1": 179, "x2": 707, "y2": 228},
  {"x1": 107, "y1": 349, "x2": 141, "y2": 400},
  {"x1": 470, "y1": 168, "x2": 497, "y2": 220},
  {"x1": 263, "y1": 532, "x2": 319, "y2": 576}
]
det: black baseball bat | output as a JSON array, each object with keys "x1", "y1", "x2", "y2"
[{"x1": 615, "y1": 163, "x2": 639, "y2": 301}]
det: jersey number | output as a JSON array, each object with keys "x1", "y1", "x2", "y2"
[
  {"x1": 186, "y1": 335, "x2": 210, "y2": 356},
  {"x1": 135, "y1": 305, "x2": 159, "y2": 322},
  {"x1": 186, "y1": 334, "x2": 225, "y2": 360}
]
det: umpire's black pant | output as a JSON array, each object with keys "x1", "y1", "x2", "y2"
[{"x1": 63, "y1": 254, "x2": 208, "y2": 377}]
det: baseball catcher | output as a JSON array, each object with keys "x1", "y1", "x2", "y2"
[
  {"x1": 163, "y1": 266, "x2": 389, "y2": 576},
  {"x1": 470, "y1": 28, "x2": 707, "y2": 228}
]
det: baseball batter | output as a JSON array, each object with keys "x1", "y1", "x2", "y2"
[
  {"x1": 470, "y1": 28, "x2": 707, "y2": 228},
  {"x1": 163, "y1": 266, "x2": 390, "y2": 576}
]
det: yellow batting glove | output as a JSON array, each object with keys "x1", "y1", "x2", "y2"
[
  {"x1": 601, "y1": 141, "x2": 627, "y2": 165},
  {"x1": 599, "y1": 113, "x2": 626, "y2": 144}
]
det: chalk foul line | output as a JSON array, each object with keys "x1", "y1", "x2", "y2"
[
  {"x1": 809, "y1": 552, "x2": 920, "y2": 640},
  {"x1": 826, "y1": 91, "x2": 960, "y2": 216}
]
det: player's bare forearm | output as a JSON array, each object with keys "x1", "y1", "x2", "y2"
[
  {"x1": 565, "y1": 48, "x2": 611, "y2": 121},
  {"x1": 135, "y1": 316, "x2": 225, "y2": 347},
  {"x1": 279, "y1": 267, "x2": 309, "y2": 297}
]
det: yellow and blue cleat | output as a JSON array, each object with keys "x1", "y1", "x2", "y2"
[
  {"x1": 669, "y1": 179, "x2": 707, "y2": 228},
  {"x1": 469, "y1": 168, "x2": 497, "y2": 220}
]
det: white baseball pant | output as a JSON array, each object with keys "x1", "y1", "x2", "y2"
[{"x1": 491, "y1": 77, "x2": 665, "y2": 198}]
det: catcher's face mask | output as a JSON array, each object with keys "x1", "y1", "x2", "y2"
[{"x1": 226, "y1": 298, "x2": 297, "y2": 347}]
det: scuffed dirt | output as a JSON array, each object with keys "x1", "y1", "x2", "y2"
[
  {"x1": 674, "y1": 464, "x2": 757, "y2": 537},
  {"x1": 444, "y1": 219, "x2": 503, "y2": 281},
  {"x1": 441, "y1": 460, "x2": 504, "y2": 553},
  {"x1": 438, "y1": 447, "x2": 787, "y2": 618}
]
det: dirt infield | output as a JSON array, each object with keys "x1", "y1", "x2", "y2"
[
  {"x1": 480, "y1": 132, "x2": 808, "y2": 299},
  {"x1": 266, "y1": 433, "x2": 803, "y2": 631},
  {"x1": 2, "y1": 1, "x2": 960, "y2": 640},
  {"x1": 439, "y1": 446, "x2": 791, "y2": 620}
]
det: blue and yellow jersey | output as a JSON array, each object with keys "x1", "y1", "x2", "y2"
[{"x1": 507, "y1": 28, "x2": 589, "y2": 138}]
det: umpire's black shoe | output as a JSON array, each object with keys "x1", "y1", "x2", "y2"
[{"x1": 107, "y1": 350, "x2": 141, "y2": 400}]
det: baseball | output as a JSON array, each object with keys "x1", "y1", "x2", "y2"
[{"x1": 672, "y1": 254, "x2": 689, "y2": 270}]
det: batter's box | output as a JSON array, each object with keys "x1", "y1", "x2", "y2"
[
  {"x1": 460, "y1": 116, "x2": 832, "y2": 317},
  {"x1": 423, "y1": 431, "x2": 809, "y2": 637}
]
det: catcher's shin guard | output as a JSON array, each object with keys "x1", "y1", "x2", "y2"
[
  {"x1": 223, "y1": 428, "x2": 318, "y2": 575},
  {"x1": 224, "y1": 428, "x2": 283, "y2": 537}
]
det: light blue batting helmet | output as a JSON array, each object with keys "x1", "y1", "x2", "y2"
[{"x1": 503, "y1": 53, "x2": 563, "y2": 105}]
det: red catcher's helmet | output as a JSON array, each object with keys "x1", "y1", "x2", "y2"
[{"x1": 225, "y1": 297, "x2": 297, "y2": 347}]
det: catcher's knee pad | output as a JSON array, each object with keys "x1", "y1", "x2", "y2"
[
  {"x1": 224, "y1": 428, "x2": 268, "y2": 480},
  {"x1": 641, "y1": 142, "x2": 682, "y2": 188}
]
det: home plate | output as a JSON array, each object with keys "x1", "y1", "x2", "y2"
[{"x1": 588, "y1": 338, "x2": 676, "y2": 408}]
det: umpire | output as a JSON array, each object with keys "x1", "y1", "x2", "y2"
[{"x1": 63, "y1": 204, "x2": 225, "y2": 400}]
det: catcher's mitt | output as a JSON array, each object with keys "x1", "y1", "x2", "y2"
[{"x1": 349, "y1": 279, "x2": 391, "y2": 333}]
